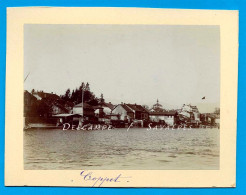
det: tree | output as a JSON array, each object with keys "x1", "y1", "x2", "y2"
[
  {"x1": 88, "y1": 98, "x2": 99, "y2": 106},
  {"x1": 85, "y1": 82, "x2": 90, "y2": 91},
  {"x1": 64, "y1": 88, "x2": 71, "y2": 101},
  {"x1": 60, "y1": 81, "x2": 98, "y2": 105},
  {"x1": 79, "y1": 82, "x2": 85, "y2": 91},
  {"x1": 70, "y1": 90, "x2": 75, "y2": 102}
]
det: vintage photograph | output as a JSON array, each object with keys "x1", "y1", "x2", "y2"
[{"x1": 24, "y1": 24, "x2": 220, "y2": 170}]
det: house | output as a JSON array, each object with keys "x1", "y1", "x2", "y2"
[
  {"x1": 72, "y1": 102, "x2": 96, "y2": 119},
  {"x1": 125, "y1": 104, "x2": 149, "y2": 120},
  {"x1": 111, "y1": 104, "x2": 134, "y2": 122},
  {"x1": 149, "y1": 111, "x2": 178, "y2": 126},
  {"x1": 99, "y1": 94, "x2": 114, "y2": 114},
  {"x1": 179, "y1": 104, "x2": 200, "y2": 121},
  {"x1": 112, "y1": 103, "x2": 149, "y2": 121},
  {"x1": 54, "y1": 102, "x2": 97, "y2": 126},
  {"x1": 107, "y1": 114, "x2": 120, "y2": 120},
  {"x1": 99, "y1": 102, "x2": 114, "y2": 114},
  {"x1": 24, "y1": 90, "x2": 37, "y2": 117},
  {"x1": 52, "y1": 113, "x2": 83, "y2": 127},
  {"x1": 51, "y1": 103, "x2": 69, "y2": 115},
  {"x1": 32, "y1": 91, "x2": 73, "y2": 116},
  {"x1": 95, "y1": 94, "x2": 115, "y2": 118},
  {"x1": 32, "y1": 91, "x2": 60, "y2": 101}
]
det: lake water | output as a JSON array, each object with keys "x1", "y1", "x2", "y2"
[{"x1": 24, "y1": 128, "x2": 219, "y2": 170}]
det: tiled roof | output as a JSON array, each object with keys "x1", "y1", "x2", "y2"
[
  {"x1": 24, "y1": 90, "x2": 37, "y2": 101},
  {"x1": 126, "y1": 104, "x2": 140, "y2": 111},
  {"x1": 33, "y1": 92, "x2": 60, "y2": 99},
  {"x1": 136, "y1": 105, "x2": 148, "y2": 112},
  {"x1": 120, "y1": 104, "x2": 134, "y2": 113},
  {"x1": 101, "y1": 102, "x2": 115, "y2": 110},
  {"x1": 126, "y1": 104, "x2": 148, "y2": 112}
]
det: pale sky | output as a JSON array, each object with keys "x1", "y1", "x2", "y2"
[{"x1": 24, "y1": 24, "x2": 220, "y2": 112}]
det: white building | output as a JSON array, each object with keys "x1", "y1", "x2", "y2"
[
  {"x1": 179, "y1": 104, "x2": 200, "y2": 121},
  {"x1": 149, "y1": 111, "x2": 178, "y2": 126},
  {"x1": 111, "y1": 104, "x2": 134, "y2": 121}
]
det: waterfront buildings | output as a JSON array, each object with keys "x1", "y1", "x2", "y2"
[
  {"x1": 111, "y1": 104, "x2": 134, "y2": 122},
  {"x1": 72, "y1": 102, "x2": 96, "y2": 120},
  {"x1": 149, "y1": 111, "x2": 179, "y2": 126},
  {"x1": 112, "y1": 103, "x2": 149, "y2": 122},
  {"x1": 24, "y1": 90, "x2": 70, "y2": 117},
  {"x1": 179, "y1": 104, "x2": 201, "y2": 122},
  {"x1": 24, "y1": 90, "x2": 38, "y2": 117},
  {"x1": 125, "y1": 104, "x2": 149, "y2": 120},
  {"x1": 95, "y1": 94, "x2": 115, "y2": 118},
  {"x1": 24, "y1": 89, "x2": 220, "y2": 128}
]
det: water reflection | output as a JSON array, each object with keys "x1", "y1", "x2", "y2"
[{"x1": 24, "y1": 128, "x2": 219, "y2": 170}]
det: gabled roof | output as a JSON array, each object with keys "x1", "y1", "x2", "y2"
[
  {"x1": 100, "y1": 102, "x2": 115, "y2": 110},
  {"x1": 126, "y1": 104, "x2": 141, "y2": 111},
  {"x1": 32, "y1": 92, "x2": 60, "y2": 100},
  {"x1": 115, "y1": 104, "x2": 134, "y2": 113},
  {"x1": 24, "y1": 90, "x2": 37, "y2": 101},
  {"x1": 126, "y1": 104, "x2": 149, "y2": 113}
]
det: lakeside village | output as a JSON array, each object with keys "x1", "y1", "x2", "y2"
[{"x1": 24, "y1": 82, "x2": 220, "y2": 130}]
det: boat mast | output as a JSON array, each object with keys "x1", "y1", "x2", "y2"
[{"x1": 24, "y1": 72, "x2": 30, "y2": 82}]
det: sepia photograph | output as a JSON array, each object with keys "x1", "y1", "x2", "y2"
[
  {"x1": 23, "y1": 24, "x2": 220, "y2": 170},
  {"x1": 4, "y1": 7, "x2": 238, "y2": 188}
]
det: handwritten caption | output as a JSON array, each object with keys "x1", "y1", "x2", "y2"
[{"x1": 80, "y1": 170, "x2": 131, "y2": 187}]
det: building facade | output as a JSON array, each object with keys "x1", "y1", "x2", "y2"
[
  {"x1": 24, "y1": 90, "x2": 38, "y2": 117},
  {"x1": 149, "y1": 111, "x2": 178, "y2": 126},
  {"x1": 73, "y1": 102, "x2": 95, "y2": 118},
  {"x1": 179, "y1": 104, "x2": 200, "y2": 121},
  {"x1": 111, "y1": 104, "x2": 134, "y2": 122},
  {"x1": 125, "y1": 104, "x2": 149, "y2": 120}
]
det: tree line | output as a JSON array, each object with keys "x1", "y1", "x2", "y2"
[{"x1": 60, "y1": 82, "x2": 99, "y2": 106}]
